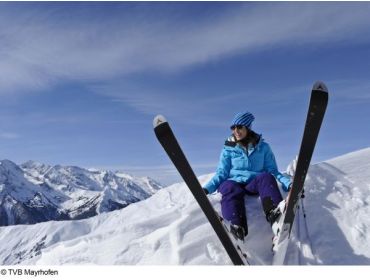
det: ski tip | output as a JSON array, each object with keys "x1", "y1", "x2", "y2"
[
  {"x1": 153, "y1": 115, "x2": 167, "y2": 128},
  {"x1": 313, "y1": 81, "x2": 328, "y2": 93}
]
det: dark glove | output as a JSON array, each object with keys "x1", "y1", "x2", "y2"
[{"x1": 202, "y1": 188, "x2": 209, "y2": 195}]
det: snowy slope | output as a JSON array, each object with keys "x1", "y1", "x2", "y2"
[
  {"x1": 1, "y1": 148, "x2": 370, "y2": 265},
  {"x1": 293, "y1": 148, "x2": 370, "y2": 265}
]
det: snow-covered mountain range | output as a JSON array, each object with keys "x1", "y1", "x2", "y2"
[
  {"x1": 0, "y1": 160, "x2": 163, "y2": 226},
  {"x1": 1, "y1": 148, "x2": 369, "y2": 265}
]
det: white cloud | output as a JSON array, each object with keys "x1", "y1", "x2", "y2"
[{"x1": 1, "y1": 2, "x2": 370, "y2": 94}]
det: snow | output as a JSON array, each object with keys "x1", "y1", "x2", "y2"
[
  {"x1": 0, "y1": 160, "x2": 163, "y2": 226},
  {"x1": 1, "y1": 148, "x2": 370, "y2": 265}
]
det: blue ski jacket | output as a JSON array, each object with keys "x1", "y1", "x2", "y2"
[{"x1": 204, "y1": 136, "x2": 291, "y2": 194}]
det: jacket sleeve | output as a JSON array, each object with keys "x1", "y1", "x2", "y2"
[
  {"x1": 203, "y1": 147, "x2": 231, "y2": 194},
  {"x1": 263, "y1": 144, "x2": 292, "y2": 192}
]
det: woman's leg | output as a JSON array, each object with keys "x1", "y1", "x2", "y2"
[
  {"x1": 218, "y1": 180, "x2": 248, "y2": 234},
  {"x1": 245, "y1": 172, "x2": 283, "y2": 217}
]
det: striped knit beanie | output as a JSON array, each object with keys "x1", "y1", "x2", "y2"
[{"x1": 230, "y1": 112, "x2": 255, "y2": 129}]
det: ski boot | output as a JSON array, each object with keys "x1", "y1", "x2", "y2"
[
  {"x1": 230, "y1": 224, "x2": 247, "y2": 243},
  {"x1": 263, "y1": 198, "x2": 285, "y2": 236},
  {"x1": 270, "y1": 200, "x2": 286, "y2": 251},
  {"x1": 267, "y1": 206, "x2": 282, "y2": 226},
  {"x1": 263, "y1": 198, "x2": 280, "y2": 223}
]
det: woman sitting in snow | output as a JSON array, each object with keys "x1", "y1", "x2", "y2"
[{"x1": 203, "y1": 111, "x2": 291, "y2": 241}]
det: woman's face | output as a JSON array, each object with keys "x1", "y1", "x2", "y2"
[{"x1": 231, "y1": 125, "x2": 248, "y2": 141}]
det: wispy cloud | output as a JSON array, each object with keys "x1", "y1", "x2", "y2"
[
  {"x1": 0, "y1": 132, "x2": 20, "y2": 139},
  {"x1": 326, "y1": 79, "x2": 370, "y2": 103},
  {"x1": 1, "y1": 2, "x2": 370, "y2": 94},
  {"x1": 89, "y1": 81, "x2": 214, "y2": 122}
]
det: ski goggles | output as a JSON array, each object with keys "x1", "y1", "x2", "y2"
[{"x1": 230, "y1": 125, "x2": 244, "y2": 130}]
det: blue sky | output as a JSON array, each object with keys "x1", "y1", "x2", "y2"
[{"x1": 1, "y1": 2, "x2": 370, "y2": 185}]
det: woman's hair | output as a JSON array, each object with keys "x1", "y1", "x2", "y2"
[{"x1": 238, "y1": 128, "x2": 260, "y2": 147}]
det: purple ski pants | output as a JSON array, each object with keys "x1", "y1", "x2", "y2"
[{"x1": 218, "y1": 172, "x2": 283, "y2": 232}]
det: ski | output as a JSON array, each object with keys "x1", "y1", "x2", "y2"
[
  {"x1": 153, "y1": 115, "x2": 248, "y2": 265},
  {"x1": 272, "y1": 81, "x2": 329, "y2": 265}
]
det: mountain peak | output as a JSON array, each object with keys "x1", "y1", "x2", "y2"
[{"x1": 1, "y1": 159, "x2": 23, "y2": 172}]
